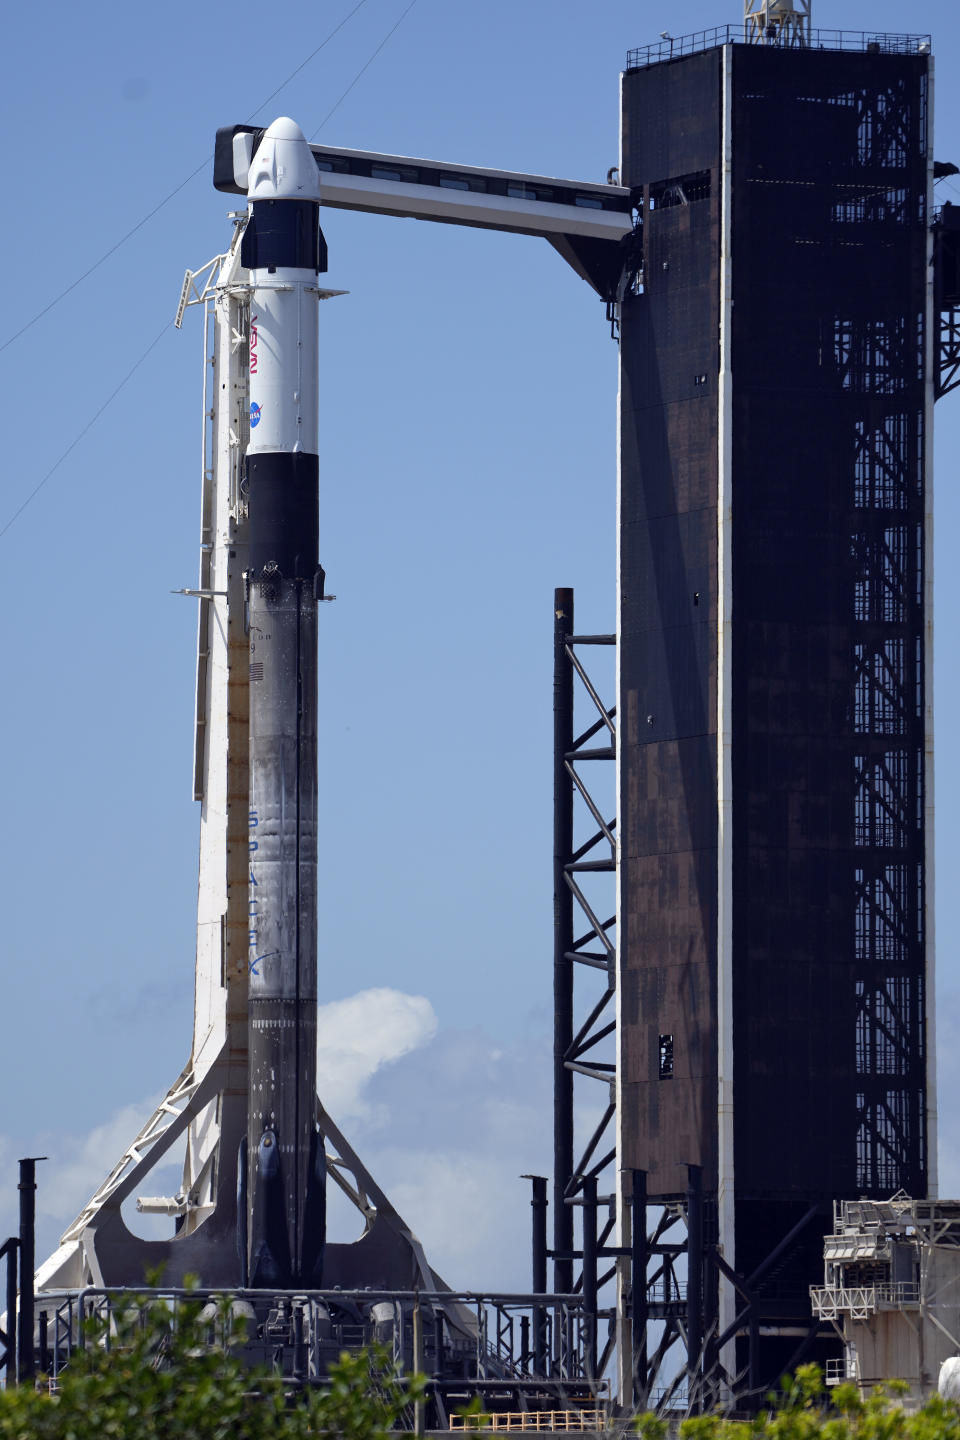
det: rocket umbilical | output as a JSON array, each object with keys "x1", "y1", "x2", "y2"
[{"x1": 241, "y1": 118, "x2": 327, "y2": 1287}]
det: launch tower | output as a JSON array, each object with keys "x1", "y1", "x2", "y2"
[{"x1": 614, "y1": 22, "x2": 935, "y2": 1396}]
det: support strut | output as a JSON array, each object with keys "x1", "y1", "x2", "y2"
[{"x1": 553, "y1": 587, "x2": 574, "y2": 1295}]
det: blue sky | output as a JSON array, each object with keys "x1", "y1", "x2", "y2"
[{"x1": 2, "y1": 0, "x2": 960, "y2": 1289}]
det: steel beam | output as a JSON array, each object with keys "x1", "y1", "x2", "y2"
[
  {"x1": 553, "y1": 589, "x2": 575, "y2": 1296},
  {"x1": 17, "y1": 1158, "x2": 43, "y2": 1385}
]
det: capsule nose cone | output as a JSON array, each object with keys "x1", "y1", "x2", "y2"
[
  {"x1": 264, "y1": 116, "x2": 307, "y2": 143},
  {"x1": 248, "y1": 116, "x2": 321, "y2": 202}
]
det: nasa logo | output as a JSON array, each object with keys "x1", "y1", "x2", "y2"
[
  {"x1": 250, "y1": 315, "x2": 258, "y2": 374},
  {"x1": 250, "y1": 402, "x2": 262, "y2": 428}
]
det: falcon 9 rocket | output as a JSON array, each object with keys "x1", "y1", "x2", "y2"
[{"x1": 240, "y1": 117, "x2": 327, "y2": 1287}]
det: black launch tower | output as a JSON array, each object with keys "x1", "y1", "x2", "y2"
[{"x1": 614, "y1": 26, "x2": 936, "y2": 1396}]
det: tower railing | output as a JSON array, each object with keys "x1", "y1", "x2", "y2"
[
  {"x1": 626, "y1": 27, "x2": 930, "y2": 71},
  {"x1": 37, "y1": 1287, "x2": 594, "y2": 1393}
]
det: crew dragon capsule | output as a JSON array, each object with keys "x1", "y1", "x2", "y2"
[{"x1": 239, "y1": 117, "x2": 328, "y2": 1287}]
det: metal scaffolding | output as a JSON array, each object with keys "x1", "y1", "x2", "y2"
[{"x1": 552, "y1": 588, "x2": 617, "y2": 1381}]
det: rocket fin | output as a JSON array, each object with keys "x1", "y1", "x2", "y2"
[
  {"x1": 300, "y1": 1126, "x2": 327, "y2": 1286},
  {"x1": 249, "y1": 1130, "x2": 292, "y2": 1287}
]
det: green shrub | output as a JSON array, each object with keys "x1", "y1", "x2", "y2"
[
  {"x1": 632, "y1": 1364, "x2": 960, "y2": 1440},
  {"x1": 0, "y1": 1288, "x2": 425, "y2": 1440}
]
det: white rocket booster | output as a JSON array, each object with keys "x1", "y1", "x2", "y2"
[{"x1": 241, "y1": 117, "x2": 327, "y2": 1287}]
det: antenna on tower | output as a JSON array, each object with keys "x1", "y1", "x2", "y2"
[{"x1": 744, "y1": 0, "x2": 811, "y2": 45}]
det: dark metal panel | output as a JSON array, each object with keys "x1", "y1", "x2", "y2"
[
  {"x1": 623, "y1": 738, "x2": 718, "y2": 857},
  {"x1": 627, "y1": 201, "x2": 718, "y2": 407},
  {"x1": 729, "y1": 46, "x2": 929, "y2": 1237},
  {"x1": 621, "y1": 521, "x2": 714, "y2": 740},
  {"x1": 621, "y1": 737, "x2": 718, "y2": 1199},
  {"x1": 619, "y1": 398, "x2": 717, "y2": 524},
  {"x1": 619, "y1": 57, "x2": 722, "y2": 1201},
  {"x1": 622, "y1": 51, "x2": 722, "y2": 190}
]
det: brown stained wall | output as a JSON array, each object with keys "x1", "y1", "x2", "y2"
[{"x1": 619, "y1": 51, "x2": 722, "y2": 1198}]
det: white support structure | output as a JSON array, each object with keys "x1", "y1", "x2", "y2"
[
  {"x1": 178, "y1": 222, "x2": 250, "y2": 1238},
  {"x1": 744, "y1": 0, "x2": 811, "y2": 45},
  {"x1": 222, "y1": 129, "x2": 632, "y2": 244},
  {"x1": 811, "y1": 1196, "x2": 960, "y2": 1403}
]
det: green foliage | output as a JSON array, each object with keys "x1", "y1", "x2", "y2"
[
  {"x1": 0, "y1": 1287, "x2": 425, "y2": 1440},
  {"x1": 313, "y1": 1343, "x2": 425, "y2": 1440},
  {"x1": 631, "y1": 1364, "x2": 960, "y2": 1440},
  {"x1": 633, "y1": 1413, "x2": 670, "y2": 1440},
  {"x1": 452, "y1": 1395, "x2": 492, "y2": 1429}
]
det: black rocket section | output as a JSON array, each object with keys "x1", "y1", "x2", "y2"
[
  {"x1": 241, "y1": 117, "x2": 328, "y2": 1288},
  {"x1": 246, "y1": 553, "x2": 323, "y2": 1288}
]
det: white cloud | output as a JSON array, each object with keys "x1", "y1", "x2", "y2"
[
  {"x1": 0, "y1": 1093, "x2": 169, "y2": 1263},
  {"x1": 316, "y1": 988, "x2": 438, "y2": 1125},
  {"x1": 0, "y1": 992, "x2": 552, "y2": 1293},
  {"x1": 5, "y1": 980, "x2": 958, "y2": 1301},
  {"x1": 383, "y1": 1149, "x2": 526, "y2": 1287},
  {"x1": 335, "y1": 1025, "x2": 556, "y2": 1292},
  {"x1": 38, "y1": 1097, "x2": 166, "y2": 1227}
]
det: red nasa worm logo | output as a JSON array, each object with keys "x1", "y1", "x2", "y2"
[{"x1": 250, "y1": 314, "x2": 258, "y2": 374}]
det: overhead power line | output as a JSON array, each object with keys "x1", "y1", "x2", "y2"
[
  {"x1": 0, "y1": 323, "x2": 170, "y2": 540},
  {"x1": 311, "y1": 0, "x2": 420, "y2": 138},
  {"x1": 249, "y1": 0, "x2": 371, "y2": 122},
  {"x1": 0, "y1": 0, "x2": 373, "y2": 357},
  {"x1": 0, "y1": 0, "x2": 425, "y2": 541}
]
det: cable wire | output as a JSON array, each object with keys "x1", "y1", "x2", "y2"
[
  {"x1": 0, "y1": 0, "x2": 372, "y2": 356},
  {"x1": 247, "y1": 0, "x2": 371, "y2": 122},
  {"x1": 0, "y1": 322, "x2": 170, "y2": 539},
  {"x1": 0, "y1": 0, "x2": 420, "y2": 540},
  {"x1": 311, "y1": 0, "x2": 420, "y2": 138},
  {"x1": 0, "y1": 172, "x2": 206, "y2": 358}
]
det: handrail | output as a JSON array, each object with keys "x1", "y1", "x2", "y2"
[{"x1": 627, "y1": 26, "x2": 931, "y2": 70}]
